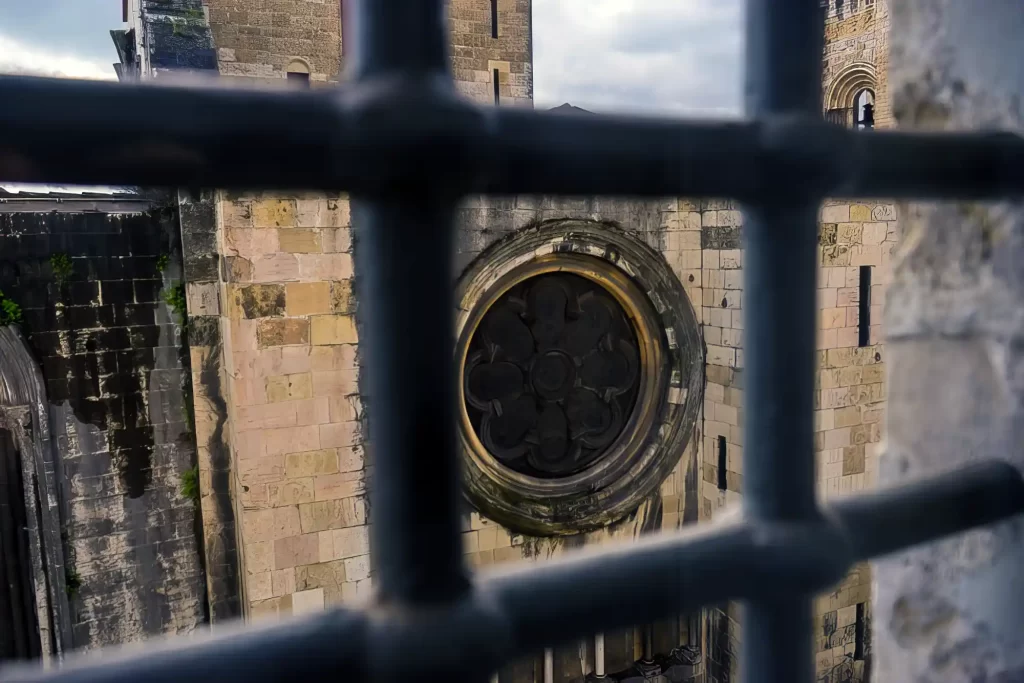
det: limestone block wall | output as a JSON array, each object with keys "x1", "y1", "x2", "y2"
[
  {"x1": 450, "y1": 0, "x2": 533, "y2": 106},
  {"x1": 211, "y1": 191, "x2": 366, "y2": 618},
  {"x1": 205, "y1": 0, "x2": 342, "y2": 83}
]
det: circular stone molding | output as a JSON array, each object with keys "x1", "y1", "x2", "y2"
[{"x1": 455, "y1": 220, "x2": 704, "y2": 536}]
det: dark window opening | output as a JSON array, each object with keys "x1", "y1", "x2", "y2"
[
  {"x1": 491, "y1": 0, "x2": 499, "y2": 38},
  {"x1": 859, "y1": 266, "x2": 871, "y2": 347},
  {"x1": 717, "y1": 436, "x2": 727, "y2": 491},
  {"x1": 855, "y1": 89, "x2": 875, "y2": 129},
  {"x1": 854, "y1": 603, "x2": 866, "y2": 660},
  {"x1": 287, "y1": 71, "x2": 311, "y2": 87},
  {"x1": 493, "y1": 68, "x2": 500, "y2": 105}
]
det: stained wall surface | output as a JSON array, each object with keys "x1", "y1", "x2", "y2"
[{"x1": 0, "y1": 199, "x2": 206, "y2": 650}]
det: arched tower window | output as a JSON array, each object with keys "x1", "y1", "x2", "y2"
[
  {"x1": 824, "y1": 63, "x2": 877, "y2": 129},
  {"x1": 854, "y1": 88, "x2": 875, "y2": 129},
  {"x1": 285, "y1": 58, "x2": 311, "y2": 88}
]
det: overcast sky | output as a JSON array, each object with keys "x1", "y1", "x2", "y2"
[{"x1": 0, "y1": 0, "x2": 743, "y2": 116}]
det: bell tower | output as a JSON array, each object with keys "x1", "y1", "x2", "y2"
[{"x1": 448, "y1": 0, "x2": 533, "y2": 107}]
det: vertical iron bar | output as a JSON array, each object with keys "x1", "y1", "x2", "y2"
[
  {"x1": 353, "y1": 196, "x2": 469, "y2": 605},
  {"x1": 350, "y1": 0, "x2": 448, "y2": 78},
  {"x1": 741, "y1": 1, "x2": 825, "y2": 683},
  {"x1": 349, "y1": 0, "x2": 467, "y2": 605}
]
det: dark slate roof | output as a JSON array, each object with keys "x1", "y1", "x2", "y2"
[{"x1": 548, "y1": 103, "x2": 594, "y2": 115}]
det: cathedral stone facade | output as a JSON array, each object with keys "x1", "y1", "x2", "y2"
[{"x1": 0, "y1": 1, "x2": 893, "y2": 681}]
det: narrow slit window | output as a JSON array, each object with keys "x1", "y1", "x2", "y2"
[
  {"x1": 858, "y1": 266, "x2": 871, "y2": 347},
  {"x1": 491, "y1": 0, "x2": 499, "y2": 38},
  {"x1": 717, "y1": 436, "x2": 727, "y2": 491},
  {"x1": 493, "y1": 68, "x2": 500, "y2": 105},
  {"x1": 854, "y1": 603, "x2": 866, "y2": 660}
]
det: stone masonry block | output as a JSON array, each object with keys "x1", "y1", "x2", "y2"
[
  {"x1": 252, "y1": 253, "x2": 300, "y2": 282},
  {"x1": 297, "y1": 253, "x2": 354, "y2": 281},
  {"x1": 274, "y1": 534, "x2": 320, "y2": 569},
  {"x1": 320, "y1": 421, "x2": 360, "y2": 449},
  {"x1": 266, "y1": 373, "x2": 313, "y2": 403},
  {"x1": 251, "y1": 199, "x2": 297, "y2": 227},
  {"x1": 285, "y1": 282, "x2": 332, "y2": 316},
  {"x1": 821, "y1": 205, "x2": 851, "y2": 223},
  {"x1": 268, "y1": 479, "x2": 314, "y2": 507},
  {"x1": 186, "y1": 282, "x2": 220, "y2": 317},
  {"x1": 278, "y1": 229, "x2": 322, "y2": 253},
  {"x1": 842, "y1": 446, "x2": 866, "y2": 475},
  {"x1": 313, "y1": 471, "x2": 365, "y2": 501},
  {"x1": 257, "y1": 318, "x2": 310, "y2": 348},
  {"x1": 837, "y1": 223, "x2": 862, "y2": 244},
  {"x1": 330, "y1": 280, "x2": 356, "y2": 315},
  {"x1": 311, "y1": 315, "x2": 358, "y2": 345},
  {"x1": 292, "y1": 588, "x2": 325, "y2": 615},
  {"x1": 285, "y1": 450, "x2": 340, "y2": 479},
  {"x1": 264, "y1": 425, "x2": 321, "y2": 457},
  {"x1": 849, "y1": 204, "x2": 872, "y2": 222},
  {"x1": 332, "y1": 526, "x2": 370, "y2": 560},
  {"x1": 243, "y1": 507, "x2": 302, "y2": 544},
  {"x1": 227, "y1": 282, "x2": 284, "y2": 321},
  {"x1": 299, "y1": 498, "x2": 367, "y2": 533}
]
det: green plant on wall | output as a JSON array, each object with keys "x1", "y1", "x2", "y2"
[
  {"x1": 180, "y1": 465, "x2": 200, "y2": 502},
  {"x1": 156, "y1": 253, "x2": 170, "y2": 273},
  {"x1": 0, "y1": 290, "x2": 23, "y2": 325},
  {"x1": 162, "y1": 283, "x2": 187, "y2": 325},
  {"x1": 50, "y1": 253, "x2": 74, "y2": 287}
]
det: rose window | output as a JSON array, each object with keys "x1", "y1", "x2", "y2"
[{"x1": 463, "y1": 273, "x2": 641, "y2": 478}]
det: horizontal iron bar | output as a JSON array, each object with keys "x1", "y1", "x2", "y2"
[
  {"x1": 2, "y1": 75, "x2": 1024, "y2": 199},
  {"x1": 483, "y1": 459, "x2": 1024, "y2": 653},
  {"x1": 1, "y1": 609, "x2": 368, "y2": 683},
  {"x1": 2, "y1": 464, "x2": 1021, "y2": 683}
]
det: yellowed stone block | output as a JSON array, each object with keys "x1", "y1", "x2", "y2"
[
  {"x1": 249, "y1": 572, "x2": 273, "y2": 601},
  {"x1": 286, "y1": 282, "x2": 332, "y2": 316},
  {"x1": 271, "y1": 568, "x2": 296, "y2": 597},
  {"x1": 311, "y1": 315, "x2": 358, "y2": 345},
  {"x1": 257, "y1": 318, "x2": 309, "y2": 348},
  {"x1": 849, "y1": 204, "x2": 872, "y2": 222},
  {"x1": 278, "y1": 228, "x2": 322, "y2": 253},
  {"x1": 251, "y1": 198, "x2": 297, "y2": 227},
  {"x1": 285, "y1": 449, "x2": 340, "y2": 478}
]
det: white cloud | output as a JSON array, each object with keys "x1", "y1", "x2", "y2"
[
  {"x1": 0, "y1": 33, "x2": 116, "y2": 80},
  {"x1": 533, "y1": 0, "x2": 744, "y2": 117}
]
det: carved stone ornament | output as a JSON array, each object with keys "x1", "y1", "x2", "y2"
[{"x1": 455, "y1": 221, "x2": 704, "y2": 535}]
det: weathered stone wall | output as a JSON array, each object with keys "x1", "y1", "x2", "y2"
[
  {"x1": 876, "y1": 1, "x2": 1024, "y2": 681},
  {"x1": 0, "y1": 202, "x2": 206, "y2": 649},
  {"x1": 450, "y1": 0, "x2": 532, "y2": 106},
  {"x1": 205, "y1": 0, "x2": 341, "y2": 83}
]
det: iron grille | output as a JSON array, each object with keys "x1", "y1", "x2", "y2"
[{"x1": 3, "y1": 0, "x2": 1024, "y2": 681}]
